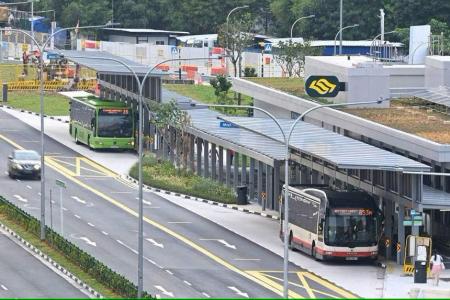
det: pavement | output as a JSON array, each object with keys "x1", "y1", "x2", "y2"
[
  {"x1": 0, "y1": 227, "x2": 88, "y2": 298},
  {"x1": 2, "y1": 102, "x2": 450, "y2": 298}
]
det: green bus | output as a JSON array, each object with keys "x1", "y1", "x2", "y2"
[{"x1": 69, "y1": 95, "x2": 135, "y2": 150}]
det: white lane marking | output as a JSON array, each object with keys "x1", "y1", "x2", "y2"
[
  {"x1": 37, "y1": 192, "x2": 41, "y2": 196},
  {"x1": 13, "y1": 195, "x2": 28, "y2": 203},
  {"x1": 110, "y1": 191, "x2": 133, "y2": 194},
  {"x1": 233, "y1": 258, "x2": 261, "y2": 261},
  {"x1": 228, "y1": 286, "x2": 249, "y2": 298},
  {"x1": 183, "y1": 280, "x2": 192, "y2": 286},
  {"x1": 74, "y1": 214, "x2": 81, "y2": 219},
  {"x1": 202, "y1": 292, "x2": 211, "y2": 298},
  {"x1": 144, "y1": 257, "x2": 163, "y2": 269},
  {"x1": 87, "y1": 222, "x2": 95, "y2": 227},
  {"x1": 23, "y1": 203, "x2": 39, "y2": 210},
  {"x1": 165, "y1": 270, "x2": 173, "y2": 275},
  {"x1": 26, "y1": 185, "x2": 32, "y2": 189},
  {"x1": 143, "y1": 199, "x2": 152, "y2": 205},
  {"x1": 145, "y1": 238, "x2": 164, "y2": 248},
  {"x1": 200, "y1": 239, "x2": 237, "y2": 250},
  {"x1": 168, "y1": 221, "x2": 192, "y2": 224},
  {"x1": 154, "y1": 285, "x2": 174, "y2": 297},
  {"x1": 23, "y1": 140, "x2": 39, "y2": 143},
  {"x1": 101, "y1": 231, "x2": 109, "y2": 236},
  {"x1": 62, "y1": 207, "x2": 68, "y2": 211},
  {"x1": 0, "y1": 284, "x2": 7, "y2": 291},
  {"x1": 71, "y1": 196, "x2": 86, "y2": 204},
  {"x1": 15, "y1": 179, "x2": 20, "y2": 182},
  {"x1": 116, "y1": 239, "x2": 138, "y2": 254},
  {"x1": 51, "y1": 200, "x2": 56, "y2": 204}
]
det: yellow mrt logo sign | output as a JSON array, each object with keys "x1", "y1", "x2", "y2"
[{"x1": 305, "y1": 76, "x2": 345, "y2": 97}]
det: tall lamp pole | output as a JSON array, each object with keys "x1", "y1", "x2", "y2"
[
  {"x1": 226, "y1": 5, "x2": 249, "y2": 77},
  {"x1": 339, "y1": 0, "x2": 343, "y2": 55},
  {"x1": 290, "y1": 14, "x2": 315, "y2": 39},
  {"x1": 1, "y1": 22, "x2": 118, "y2": 241},
  {"x1": 334, "y1": 24, "x2": 359, "y2": 55}
]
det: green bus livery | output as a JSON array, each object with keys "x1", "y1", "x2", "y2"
[{"x1": 69, "y1": 95, "x2": 135, "y2": 150}]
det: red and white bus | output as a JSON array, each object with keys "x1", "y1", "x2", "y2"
[{"x1": 281, "y1": 185, "x2": 383, "y2": 261}]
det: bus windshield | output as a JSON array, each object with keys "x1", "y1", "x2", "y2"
[
  {"x1": 326, "y1": 208, "x2": 377, "y2": 246},
  {"x1": 97, "y1": 108, "x2": 133, "y2": 138}
]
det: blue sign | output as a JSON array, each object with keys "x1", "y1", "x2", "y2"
[
  {"x1": 264, "y1": 43, "x2": 272, "y2": 52},
  {"x1": 47, "y1": 53, "x2": 61, "y2": 60},
  {"x1": 220, "y1": 121, "x2": 238, "y2": 128},
  {"x1": 171, "y1": 46, "x2": 179, "y2": 55}
]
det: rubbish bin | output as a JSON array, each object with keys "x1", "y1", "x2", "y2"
[
  {"x1": 414, "y1": 260, "x2": 427, "y2": 283},
  {"x1": 2, "y1": 83, "x2": 7, "y2": 102},
  {"x1": 236, "y1": 186, "x2": 248, "y2": 205}
]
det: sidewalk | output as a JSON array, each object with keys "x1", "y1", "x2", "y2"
[{"x1": 383, "y1": 262, "x2": 450, "y2": 298}]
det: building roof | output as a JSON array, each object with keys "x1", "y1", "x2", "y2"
[
  {"x1": 220, "y1": 116, "x2": 430, "y2": 172},
  {"x1": 102, "y1": 28, "x2": 189, "y2": 35},
  {"x1": 51, "y1": 50, "x2": 167, "y2": 76},
  {"x1": 267, "y1": 38, "x2": 403, "y2": 48}
]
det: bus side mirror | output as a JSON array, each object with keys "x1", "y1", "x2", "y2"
[{"x1": 318, "y1": 219, "x2": 324, "y2": 233}]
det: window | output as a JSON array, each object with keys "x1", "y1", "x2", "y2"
[
  {"x1": 155, "y1": 40, "x2": 165, "y2": 45},
  {"x1": 137, "y1": 36, "x2": 148, "y2": 44}
]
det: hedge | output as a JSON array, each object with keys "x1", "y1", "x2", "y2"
[{"x1": 0, "y1": 196, "x2": 152, "y2": 299}]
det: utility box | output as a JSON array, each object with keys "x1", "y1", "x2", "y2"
[
  {"x1": 2, "y1": 83, "x2": 7, "y2": 102},
  {"x1": 414, "y1": 260, "x2": 427, "y2": 283}
]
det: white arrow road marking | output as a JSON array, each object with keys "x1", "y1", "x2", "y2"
[
  {"x1": 146, "y1": 238, "x2": 164, "y2": 248},
  {"x1": 26, "y1": 185, "x2": 32, "y2": 189},
  {"x1": 154, "y1": 285, "x2": 174, "y2": 297},
  {"x1": 87, "y1": 222, "x2": 95, "y2": 227},
  {"x1": 13, "y1": 195, "x2": 28, "y2": 203},
  {"x1": 228, "y1": 286, "x2": 249, "y2": 298},
  {"x1": 101, "y1": 231, "x2": 108, "y2": 236},
  {"x1": 79, "y1": 237, "x2": 96, "y2": 247},
  {"x1": 200, "y1": 239, "x2": 236, "y2": 250},
  {"x1": 86, "y1": 202, "x2": 95, "y2": 208},
  {"x1": 70, "y1": 234, "x2": 96, "y2": 247},
  {"x1": 71, "y1": 196, "x2": 86, "y2": 204},
  {"x1": 202, "y1": 292, "x2": 210, "y2": 298},
  {"x1": 1, "y1": 284, "x2": 8, "y2": 291}
]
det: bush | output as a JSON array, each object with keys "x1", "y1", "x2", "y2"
[
  {"x1": 0, "y1": 196, "x2": 152, "y2": 299},
  {"x1": 130, "y1": 154, "x2": 236, "y2": 204},
  {"x1": 243, "y1": 67, "x2": 257, "y2": 77}
]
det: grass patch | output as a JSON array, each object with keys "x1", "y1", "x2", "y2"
[
  {"x1": 2, "y1": 91, "x2": 69, "y2": 116},
  {"x1": 245, "y1": 77, "x2": 331, "y2": 104},
  {"x1": 343, "y1": 98, "x2": 450, "y2": 144},
  {"x1": 0, "y1": 212, "x2": 121, "y2": 298},
  {"x1": 130, "y1": 154, "x2": 236, "y2": 204},
  {"x1": 0, "y1": 64, "x2": 38, "y2": 82},
  {"x1": 164, "y1": 83, "x2": 253, "y2": 116}
]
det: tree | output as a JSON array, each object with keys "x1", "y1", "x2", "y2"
[
  {"x1": 210, "y1": 75, "x2": 235, "y2": 109},
  {"x1": 217, "y1": 14, "x2": 255, "y2": 77},
  {"x1": 274, "y1": 39, "x2": 320, "y2": 77},
  {"x1": 148, "y1": 100, "x2": 191, "y2": 170}
]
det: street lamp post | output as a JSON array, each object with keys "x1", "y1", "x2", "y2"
[
  {"x1": 290, "y1": 15, "x2": 315, "y2": 39},
  {"x1": 339, "y1": 0, "x2": 343, "y2": 54},
  {"x1": 410, "y1": 41, "x2": 429, "y2": 64},
  {"x1": 369, "y1": 30, "x2": 397, "y2": 57},
  {"x1": 333, "y1": 24, "x2": 359, "y2": 55},
  {"x1": 0, "y1": 22, "x2": 117, "y2": 241},
  {"x1": 226, "y1": 5, "x2": 249, "y2": 77},
  {"x1": 196, "y1": 99, "x2": 387, "y2": 298}
]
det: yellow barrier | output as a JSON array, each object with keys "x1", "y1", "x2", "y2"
[{"x1": 7, "y1": 79, "x2": 97, "y2": 91}]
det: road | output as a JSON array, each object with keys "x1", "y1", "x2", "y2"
[
  {"x1": 0, "y1": 229, "x2": 87, "y2": 298},
  {"x1": 0, "y1": 109, "x2": 356, "y2": 298}
]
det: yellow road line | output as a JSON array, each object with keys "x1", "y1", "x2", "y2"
[
  {"x1": 298, "y1": 272, "x2": 316, "y2": 298},
  {"x1": 76, "y1": 157, "x2": 81, "y2": 176},
  {"x1": 246, "y1": 271, "x2": 303, "y2": 298},
  {"x1": 301, "y1": 272, "x2": 356, "y2": 298},
  {"x1": 43, "y1": 152, "x2": 287, "y2": 297},
  {"x1": 0, "y1": 134, "x2": 25, "y2": 150},
  {"x1": 80, "y1": 157, "x2": 117, "y2": 177}
]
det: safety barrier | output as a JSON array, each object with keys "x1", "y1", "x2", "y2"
[{"x1": 6, "y1": 79, "x2": 97, "y2": 91}]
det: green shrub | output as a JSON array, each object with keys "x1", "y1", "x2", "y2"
[
  {"x1": 0, "y1": 196, "x2": 152, "y2": 299},
  {"x1": 130, "y1": 154, "x2": 236, "y2": 204}
]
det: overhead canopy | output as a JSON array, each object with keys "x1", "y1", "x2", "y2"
[
  {"x1": 221, "y1": 116, "x2": 430, "y2": 172},
  {"x1": 51, "y1": 50, "x2": 167, "y2": 76},
  {"x1": 422, "y1": 186, "x2": 450, "y2": 209}
]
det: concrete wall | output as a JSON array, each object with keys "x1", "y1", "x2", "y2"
[
  {"x1": 305, "y1": 56, "x2": 390, "y2": 107},
  {"x1": 386, "y1": 65, "x2": 425, "y2": 89},
  {"x1": 425, "y1": 56, "x2": 450, "y2": 88}
]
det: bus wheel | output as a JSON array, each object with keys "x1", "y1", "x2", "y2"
[
  {"x1": 312, "y1": 243, "x2": 319, "y2": 260},
  {"x1": 87, "y1": 136, "x2": 93, "y2": 150}
]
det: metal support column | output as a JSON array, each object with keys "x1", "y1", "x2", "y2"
[
  {"x1": 211, "y1": 143, "x2": 217, "y2": 180},
  {"x1": 189, "y1": 135, "x2": 195, "y2": 172},
  {"x1": 265, "y1": 164, "x2": 273, "y2": 210},
  {"x1": 257, "y1": 161, "x2": 263, "y2": 205},
  {"x1": 226, "y1": 149, "x2": 232, "y2": 187},
  {"x1": 196, "y1": 138, "x2": 202, "y2": 175},
  {"x1": 218, "y1": 146, "x2": 224, "y2": 183},
  {"x1": 233, "y1": 153, "x2": 240, "y2": 187},
  {"x1": 169, "y1": 127, "x2": 175, "y2": 164},
  {"x1": 249, "y1": 158, "x2": 255, "y2": 202},
  {"x1": 384, "y1": 199, "x2": 393, "y2": 260},
  {"x1": 397, "y1": 204, "x2": 405, "y2": 264},
  {"x1": 241, "y1": 155, "x2": 247, "y2": 186},
  {"x1": 203, "y1": 140, "x2": 209, "y2": 178},
  {"x1": 273, "y1": 160, "x2": 281, "y2": 211}
]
